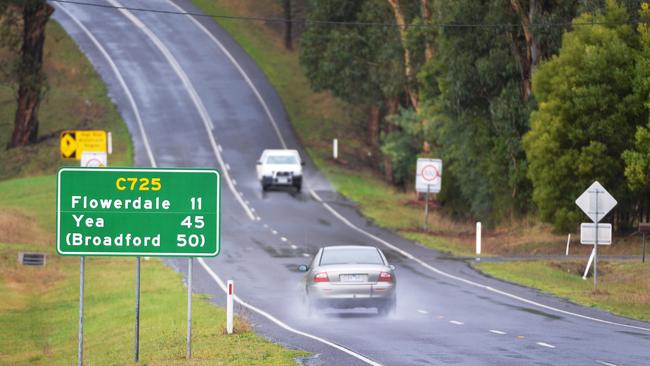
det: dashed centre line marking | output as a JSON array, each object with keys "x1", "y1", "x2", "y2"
[
  {"x1": 596, "y1": 361, "x2": 618, "y2": 366},
  {"x1": 302, "y1": 253, "x2": 310, "y2": 257},
  {"x1": 280, "y1": 237, "x2": 288, "y2": 242},
  {"x1": 290, "y1": 244, "x2": 298, "y2": 249},
  {"x1": 271, "y1": 230, "x2": 278, "y2": 235},
  {"x1": 263, "y1": 224, "x2": 269, "y2": 228},
  {"x1": 416, "y1": 310, "x2": 428, "y2": 314},
  {"x1": 449, "y1": 320, "x2": 464, "y2": 325},
  {"x1": 536, "y1": 342, "x2": 555, "y2": 349},
  {"x1": 489, "y1": 330, "x2": 507, "y2": 335}
]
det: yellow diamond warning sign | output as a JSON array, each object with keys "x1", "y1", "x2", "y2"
[{"x1": 60, "y1": 130, "x2": 107, "y2": 159}]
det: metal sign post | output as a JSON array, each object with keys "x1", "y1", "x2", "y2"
[
  {"x1": 594, "y1": 189, "x2": 598, "y2": 290},
  {"x1": 424, "y1": 184, "x2": 431, "y2": 231},
  {"x1": 56, "y1": 168, "x2": 222, "y2": 363},
  {"x1": 415, "y1": 159, "x2": 442, "y2": 232},
  {"x1": 134, "y1": 257, "x2": 140, "y2": 362},
  {"x1": 575, "y1": 181, "x2": 617, "y2": 291},
  {"x1": 187, "y1": 258, "x2": 193, "y2": 360},
  {"x1": 78, "y1": 257, "x2": 85, "y2": 366}
]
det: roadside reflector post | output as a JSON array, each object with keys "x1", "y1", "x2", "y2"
[
  {"x1": 78, "y1": 257, "x2": 85, "y2": 366},
  {"x1": 227, "y1": 280, "x2": 234, "y2": 334},
  {"x1": 134, "y1": 257, "x2": 140, "y2": 363},
  {"x1": 333, "y1": 138, "x2": 338, "y2": 160},
  {"x1": 565, "y1": 233, "x2": 571, "y2": 256},
  {"x1": 187, "y1": 258, "x2": 192, "y2": 360},
  {"x1": 638, "y1": 223, "x2": 650, "y2": 263},
  {"x1": 476, "y1": 222, "x2": 482, "y2": 259},
  {"x1": 583, "y1": 247, "x2": 596, "y2": 280}
]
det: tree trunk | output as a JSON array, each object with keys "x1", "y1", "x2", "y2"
[
  {"x1": 386, "y1": 0, "x2": 418, "y2": 110},
  {"x1": 8, "y1": 0, "x2": 53, "y2": 149},
  {"x1": 509, "y1": 0, "x2": 538, "y2": 102},
  {"x1": 382, "y1": 97, "x2": 400, "y2": 183},
  {"x1": 367, "y1": 105, "x2": 381, "y2": 148},
  {"x1": 421, "y1": 0, "x2": 434, "y2": 62},
  {"x1": 283, "y1": 0, "x2": 293, "y2": 50}
]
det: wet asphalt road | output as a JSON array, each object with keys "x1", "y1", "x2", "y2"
[{"x1": 52, "y1": 1, "x2": 650, "y2": 365}]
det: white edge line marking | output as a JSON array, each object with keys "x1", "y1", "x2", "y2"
[
  {"x1": 165, "y1": 0, "x2": 287, "y2": 149},
  {"x1": 197, "y1": 258, "x2": 381, "y2": 366},
  {"x1": 489, "y1": 330, "x2": 506, "y2": 335},
  {"x1": 72, "y1": 0, "x2": 645, "y2": 358},
  {"x1": 63, "y1": 4, "x2": 370, "y2": 364},
  {"x1": 416, "y1": 309, "x2": 428, "y2": 314},
  {"x1": 449, "y1": 320, "x2": 464, "y2": 325},
  {"x1": 54, "y1": 3, "x2": 156, "y2": 168},
  {"x1": 308, "y1": 189, "x2": 650, "y2": 333},
  {"x1": 536, "y1": 342, "x2": 555, "y2": 349},
  {"x1": 107, "y1": 0, "x2": 255, "y2": 221}
]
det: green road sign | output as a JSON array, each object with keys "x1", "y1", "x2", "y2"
[{"x1": 57, "y1": 168, "x2": 220, "y2": 257}]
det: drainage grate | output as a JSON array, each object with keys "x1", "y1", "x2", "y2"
[{"x1": 18, "y1": 252, "x2": 47, "y2": 266}]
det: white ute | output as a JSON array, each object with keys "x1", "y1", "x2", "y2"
[{"x1": 256, "y1": 149, "x2": 304, "y2": 192}]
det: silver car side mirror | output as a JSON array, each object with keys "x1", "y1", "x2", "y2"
[
  {"x1": 389, "y1": 265, "x2": 395, "y2": 271},
  {"x1": 298, "y1": 264, "x2": 309, "y2": 272}
]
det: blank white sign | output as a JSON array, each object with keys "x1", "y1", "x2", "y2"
[{"x1": 580, "y1": 223, "x2": 612, "y2": 245}]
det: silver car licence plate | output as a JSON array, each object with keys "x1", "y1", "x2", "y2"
[
  {"x1": 340, "y1": 274, "x2": 367, "y2": 282},
  {"x1": 277, "y1": 177, "x2": 289, "y2": 184}
]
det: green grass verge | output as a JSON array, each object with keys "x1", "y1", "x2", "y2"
[
  {"x1": 189, "y1": 0, "x2": 490, "y2": 258},
  {"x1": 0, "y1": 21, "x2": 132, "y2": 179},
  {"x1": 476, "y1": 261, "x2": 650, "y2": 323},
  {"x1": 0, "y1": 18, "x2": 304, "y2": 365},
  {"x1": 0, "y1": 176, "x2": 305, "y2": 365},
  {"x1": 190, "y1": 0, "x2": 650, "y2": 323}
]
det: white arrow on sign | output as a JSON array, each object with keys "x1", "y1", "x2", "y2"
[{"x1": 575, "y1": 181, "x2": 617, "y2": 223}]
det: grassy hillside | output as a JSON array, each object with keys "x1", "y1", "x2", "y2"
[
  {"x1": 0, "y1": 20, "x2": 304, "y2": 365},
  {"x1": 0, "y1": 22, "x2": 132, "y2": 178}
]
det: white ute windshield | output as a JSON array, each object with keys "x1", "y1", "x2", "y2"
[{"x1": 266, "y1": 155, "x2": 298, "y2": 164}]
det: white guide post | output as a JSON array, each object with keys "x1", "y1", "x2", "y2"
[
  {"x1": 476, "y1": 222, "x2": 482, "y2": 258},
  {"x1": 565, "y1": 233, "x2": 571, "y2": 256},
  {"x1": 582, "y1": 247, "x2": 596, "y2": 280},
  {"x1": 333, "y1": 139, "x2": 338, "y2": 160},
  {"x1": 227, "y1": 280, "x2": 234, "y2": 334}
]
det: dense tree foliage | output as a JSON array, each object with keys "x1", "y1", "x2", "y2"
[
  {"x1": 300, "y1": 0, "x2": 650, "y2": 229},
  {"x1": 525, "y1": 1, "x2": 647, "y2": 231}
]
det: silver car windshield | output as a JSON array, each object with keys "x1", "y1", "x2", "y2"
[
  {"x1": 320, "y1": 248, "x2": 384, "y2": 265},
  {"x1": 266, "y1": 155, "x2": 298, "y2": 164}
]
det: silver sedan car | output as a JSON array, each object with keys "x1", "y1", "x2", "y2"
[{"x1": 299, "y1": 245, "x2": 396, "y2": 316}]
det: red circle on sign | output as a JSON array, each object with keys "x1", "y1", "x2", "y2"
[{"x1": 421, "y1": 164, "x2": 440, "y2": 182}]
